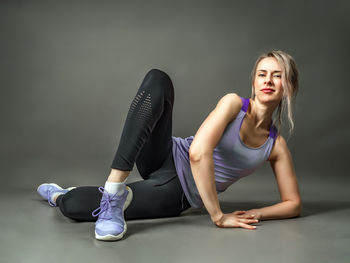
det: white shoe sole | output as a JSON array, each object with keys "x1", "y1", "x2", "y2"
[
  {"x1": 95, "y1": 186, "x2": 133, "y2": 241},
  {"x1": 37, "y1": 183, "x2": 76, "y2": 195}
]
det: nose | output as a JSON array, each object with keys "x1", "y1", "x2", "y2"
[{"x1": 264, "y1": 74, "x2": 272, "y2": 85}]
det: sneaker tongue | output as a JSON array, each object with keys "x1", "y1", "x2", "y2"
[
  {"x1": 93, "y1": 189, "x2": 126, "y2": 219},
  {"x1": 99, "y1": 202, "x2": 123, "y2": 221}
]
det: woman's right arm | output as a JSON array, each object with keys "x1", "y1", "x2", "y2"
[{"x1": 189, "y1": 93, "x2": 258, "y2": 229}]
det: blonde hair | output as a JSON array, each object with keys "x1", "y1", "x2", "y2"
[{"x1": 250, "y1": 50, "x2": 299, "y2": 138}]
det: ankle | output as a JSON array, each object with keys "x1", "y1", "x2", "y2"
[
  {"x1": 51, "y1": 192, "x2": 64, "y2": 204},
  {"x1": 104, "y1": 181, "x2": 126, "y2": 195},
  {"x1": 108, "y1": 169, "x2": 130, "y2": 183}
]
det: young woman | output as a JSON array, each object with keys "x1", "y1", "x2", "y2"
[{"x1": 37, "y1": 50, "x2": 302, "y2": 241}]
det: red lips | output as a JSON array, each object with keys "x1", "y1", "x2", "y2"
[{"x1": 261, "y1": 88, "x2": 275, "y2": 92}]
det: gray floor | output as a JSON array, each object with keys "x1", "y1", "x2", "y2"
[{"x1": 1, "y1": 170, "x2": 349, "y2": 263}]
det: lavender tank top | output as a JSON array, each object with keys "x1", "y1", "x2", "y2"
[{"x1": 171, "y1": 96, "x2": 278, "y2": 208}]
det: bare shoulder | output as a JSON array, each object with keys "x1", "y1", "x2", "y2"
[
  {"x1": 219, "y1": 92, "x2": 242, "y2": 106},
  {"x1": 268, "y1": 135, "x2": 291, "y2": 162},
  {"x1": 216, "y1": 93, "x2": 243, "y2": 121},
  {"x1": 190, "y1": 93, "x2": 243, "y2": 155}
]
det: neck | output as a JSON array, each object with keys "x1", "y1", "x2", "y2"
[{"x1": 248, "y1": 98, "x2": 278, "y2": 130}]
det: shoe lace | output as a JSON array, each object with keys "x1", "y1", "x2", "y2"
[
  {"x1": 91, "y1": 187, "x2": 119, "y2": 219},
  {"x1": 48, "y1": 198, "x2": 56, "y2": 207},
  {"x1": 48, "y1": 189, "x2": 59, "y2": 207}
]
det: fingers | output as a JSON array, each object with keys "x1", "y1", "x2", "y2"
[
  {"x1": 238, "y1": 214, "x2": 256, "y2": 219},
  {"x1": 239, "y1": 218, "x2": 259, "y2": 224},
  {"x1": 217, "y1": 213, "x2": 259, "y2": 229},
  {"x1": 238, "y1": 222, "x2": 257, "y2": 230},
  {"x1": 238, "y1": 217, "x2": 259, "y2": 230},
  {"x1": 233, "y1": 210, "x2": 246, "y2": 215}
]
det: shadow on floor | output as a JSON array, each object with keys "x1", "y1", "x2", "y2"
[
  {"x1": 125, "y1": 199, "x2": 350, "y2": 237},
  {"x1": 217, "y1": 200, "x2": 350, "y2": 217}
]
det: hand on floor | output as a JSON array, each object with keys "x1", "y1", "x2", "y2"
[
  {"x1": 234, "y1": 209, "x2": 262, "y2": 220},
  {"x1": 213, "y1": 211, "x2": 259, "y2": 230}
]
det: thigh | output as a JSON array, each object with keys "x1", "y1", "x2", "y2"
[
  {"x1": 127, "y1": 151, "x2": 190, "y2": 219},
  {"x1": 125, "y1": 171, "x2": 190, "y2": 220},
  {"x1": 135, "y1": 71, "x2": 175, "y2": 178}
]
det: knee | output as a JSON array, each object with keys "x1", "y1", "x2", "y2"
[
  {"x1": 144, "y1": 69, "x2": 173, "y2": 89},
  {"x1": 59, "y1": 196, "x2": 92, "y2": 221},
  {"x1": 146, "y1": 68, "x2": 170, "y2": 80},
  {"x1": 59, "y1": 198, "x2": 79, "y2": 220}
]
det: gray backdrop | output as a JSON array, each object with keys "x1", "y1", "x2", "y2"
[{"x1": 1, "y1": 0, "x2": 349, "y2": 191}]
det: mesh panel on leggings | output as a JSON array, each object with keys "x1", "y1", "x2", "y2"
[{"x1": 126, "y1": 90, "x2": 153, "y2": 124}]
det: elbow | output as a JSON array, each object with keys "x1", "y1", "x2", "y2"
[
  {"x1": 189, "y1": 151, "x2": 201, "y2": 163},
  {"x1": 293, "y1": 201, "x2": 303, "y2": 217},
  {"x1": 189, "y1": 148, "x2": 212, "y2": 163},
  {"x1": 189, "y1": 145, "x2": 201, "y2": 162}
]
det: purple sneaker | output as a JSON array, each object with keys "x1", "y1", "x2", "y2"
[
  {"x1": 92, "y1": 186, "x2": 133, "y2": 241},
  {"x1": 37, "y1": 183, "x2": 76, "y2": 207}
]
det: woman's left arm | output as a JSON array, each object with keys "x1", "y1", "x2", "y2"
[{"x1": 239, "y1": 135, "x2": 302, "y2": 220}]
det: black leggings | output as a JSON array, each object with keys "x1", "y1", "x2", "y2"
[{"x1": 56, "y1": 69, "x2": 191, "y2": 221}]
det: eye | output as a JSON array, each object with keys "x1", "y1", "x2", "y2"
[
  {"x1": 274, "y1": 75, "x2": 281, "y2": 78},
  {"x1": 258, "y1": 73, "x2": 265, "y2": 77}
]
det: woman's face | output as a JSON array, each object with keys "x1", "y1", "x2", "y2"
[{"x1": 253, "y1": 57, "x2": 283, "y2": 103}]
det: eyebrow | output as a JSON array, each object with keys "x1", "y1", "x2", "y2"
[{"x1": 257, "y1": 69, "x2": 282, "y2": 73}]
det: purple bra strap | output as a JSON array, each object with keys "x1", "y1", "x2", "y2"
[
  {"x1": 240, "y1": 97, "x2": 250, "y2": 112},
  {"x1": 269, "y1": 125, "x2": 278, "y2": 139}
]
